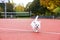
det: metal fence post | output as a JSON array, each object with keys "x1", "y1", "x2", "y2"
[{"x1": 5, "y1": 3, "x2": 7, "y2": 18}]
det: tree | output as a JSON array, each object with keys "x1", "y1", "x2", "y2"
[
  {"x1": 6, "y1": 3, "x2": 14, "y2": 12},
  {"x1": 40, "y1": 0, "x2": 60, "y2": 17},
  {"x1": 0, "y1": 3, "x2": 5, "y2": 12},
  {"x1": 30, "y1": 0, "x2": 40, "y2": 13},
  {"x1": 0, "y1": 3, "x2": 5, "y2": 18},
  {"x1": 14, "y1": 5, "x2": 25, "y2": 12},
  {"x1": 40, "y1": 0, "x2": 60, "y2": 11},
  {"x1": 53, "y1": 7, "x2": 60, "y2": 16},
  {"x1": 25, "y1": 2, "x2": 32, "y2": 12},
  {"x1": 0, "y1": 3, "x2": 14, "y2": 12},
  {"x1": 28, "y1": 0, "x2": 48, "y2": 16},
  {"x1": 0, "y1": 7, "x2": 3, "y2": 12}
]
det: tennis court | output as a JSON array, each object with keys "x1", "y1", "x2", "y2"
[{"x1": 0, "y1": 18, "x2": 60, "y2": 40}]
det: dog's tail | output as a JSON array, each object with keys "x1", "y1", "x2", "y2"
[{"x1": 34, "y1": 15, "x2": 39, "y2": 21}]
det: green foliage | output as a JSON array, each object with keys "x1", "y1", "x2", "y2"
[
  {"x1": 30, "y1": 0, "x2": 40, "y2": 13},
  {"x1": 0, "y1": 3, "x2": 15, "y2": 18},
  {"x1": 25, "y1": 0, "x2": 51, "y2": 16},
  {"x1": 53, "y1": 7, "x2": 60, "y2": 13},
  {"x1": 53, "y1": 7, "x2": 60, "y2": 16},
  {"x1": 6, "y1": 3, "x2": 14, "y2": 12},
  {"x1": 0, "y1": 3, "x2": 5, "y2": 12},
  {"x1": 29, "y1": 0, "x2": 48, "y2": 16},
  {"x1": 40, "y1": 0, "x2": 60, "y2": 17},
  {"x1": 15, "y1": 5, "x2": 25, "y2": 12},
  {"x1": 0, "y1": 3, "x2": 14, "y2": 12},
  {"x1": 45, "y1": 11, "x2": 51, "y2": 16}
]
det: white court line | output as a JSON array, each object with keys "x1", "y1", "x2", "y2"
[
  {"x1": 42, "y1": 32, "x2": 60, "y2": 34},
  {"x1": 0, "y1": 28, "x2": 60, "y2": 34},
  {"x1": 0, "y1": 28, "x2": 32, "y2": 32}
]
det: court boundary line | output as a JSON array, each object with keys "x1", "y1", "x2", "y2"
[
  {"x1": 0, "y1": 28, "x2": 60, "y2": 34},
  {"x1": 0, "y1": 28, "x2": 32, "y2": 31},
  {"x1": 42, "y1": 32, "x2": 60, "y2": 34}
]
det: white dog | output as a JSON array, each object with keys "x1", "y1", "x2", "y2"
[{"x1": 31, "y1": 15, "x2": 41, "y2": 32}]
